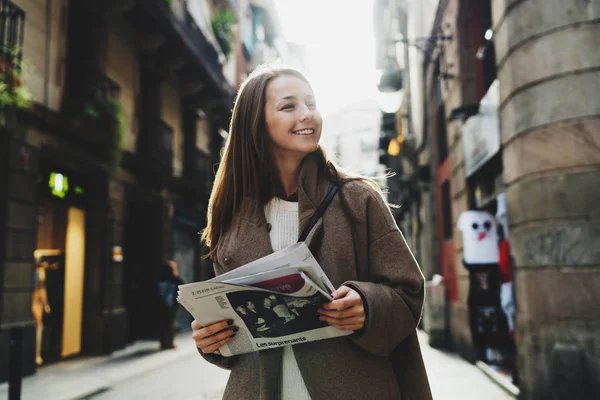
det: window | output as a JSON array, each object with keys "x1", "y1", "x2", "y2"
[
  {"x1": 441, "y1": 180, "x2": 452, "y2": 241},
  {"x1": 435, "y1": 61, "x2": 448, "y2": 164},
  {"x1": 475, "y1": 0, "x2": 497, "y2": 98}
]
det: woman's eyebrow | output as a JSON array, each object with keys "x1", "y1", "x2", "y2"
[{"x1": 279, "y1": 94, "x2": 315, "y2": 101}]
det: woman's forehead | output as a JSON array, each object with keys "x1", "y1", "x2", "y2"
[{"x1": 266, "y1": 75, "x2": 313, "y2": 100}]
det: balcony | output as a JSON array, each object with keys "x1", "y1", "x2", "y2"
[
  {"x1": 136, "y1": 118, "x2": 174, "y2": 175},
  {"x1": 194, "y1": 149, "x2": 213, "y2": 195},
  {"x1": 58, "y1": 66, "x2": 122, "y2": 148},
  {"x1": 0, "y1": 0, "x2": 25, "y2": 61},
  {"x1": 19, "y1": 66, "x2": 123, "y2": 161},
  {"x1": 120, "y1": 0, "x2": 233, "y2": 99},
  {"x1": 173, "y1": 147, "x2": 213, "y2": 200}
]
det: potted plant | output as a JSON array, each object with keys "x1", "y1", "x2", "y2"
[
  {"x1": 82, "y1": 94, "x2": 128, "y2": 175},
  {"x1": 211, "y1": 6, "x2": 237, "y2": 58},
  {"x1": 0, "y1": 46, "x2": 31, "y2": 126}
]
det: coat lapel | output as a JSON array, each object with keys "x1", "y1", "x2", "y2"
[{"x1": 216, "y1": 200, "x2": 273, "y2": 273}]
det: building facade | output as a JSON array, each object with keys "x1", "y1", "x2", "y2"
[
  {"x1": 377, "y1": 0, "x2": 600, "y2": 398},
  {"x1": 0, "y1": 0, "x2": 240, "y2": 382}
]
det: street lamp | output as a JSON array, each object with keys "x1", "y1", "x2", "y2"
[
  {"x1": 476, "y1": 29, "x2": 494, "y2": 60},
  {"x1": 376, "y1": 57, "x2": 404, "y2": 113},
  {"x1": 376, "y1": 33, "x2": 452, "y2": 113}
]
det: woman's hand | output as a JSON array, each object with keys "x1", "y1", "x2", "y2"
[
  {"x1": 318, "y1": 286, "x2": 366, "y2": 331},
  {"x1": 191, "y1": 319, "x2": 238, "y2": 354}
]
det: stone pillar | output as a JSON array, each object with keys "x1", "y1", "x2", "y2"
[{"x1": 492, "y1": 1, "x2": 600, "y2": 398}]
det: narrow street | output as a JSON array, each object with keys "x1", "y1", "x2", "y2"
[{"x1": 2, "y1": 331, "x2": 512, "y2": 400}]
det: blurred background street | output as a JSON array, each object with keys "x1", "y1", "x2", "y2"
[
  {"x1": 0, "y1": 0, "x2": 598, "y2": 399},
  {"x1": 0, "y1": 332, "x2": 513, "y2": 399}
]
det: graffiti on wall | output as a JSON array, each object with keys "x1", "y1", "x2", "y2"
[{"x1": 522, "y1": 224, "x2": 600, "y2": 267}]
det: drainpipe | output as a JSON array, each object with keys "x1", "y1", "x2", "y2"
[{"x1": 43, "y1": 0, "x2": 52, "y2": 107}]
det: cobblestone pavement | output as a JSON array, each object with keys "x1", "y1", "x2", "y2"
[{"x1": 1, "y1": 331, "x2": 513, "y2": 399}]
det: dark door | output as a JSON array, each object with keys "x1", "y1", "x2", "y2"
[{"x1": 123, "y1": 193, "x2": 163, "y2": 341}]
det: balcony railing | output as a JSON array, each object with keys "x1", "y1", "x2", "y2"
[
  {"x1": 0, "y1": 0, "x2": 25, "y2": 62},
  {"x1": 138, "y1": 118, "x2": 174, "y2": 173},
  {"x1": 181, "y1": 7, "x2": 223, "y2": 85},
  {"x1": 90, "y1": 69, "x2": 121, "y2": 100},
  {"x1": 63, "y1": 65, "x2": 122, "y2": 125},
  {"x1": 58, "y1": 66, "x2": 123, "y2": 151},
  {"x1": 194, "y1": 149, "x2": 213, "y2": 194}
]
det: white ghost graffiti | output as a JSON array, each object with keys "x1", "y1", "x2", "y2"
[{"x1": 457, "y1": 210, "x2": 499, "y2": 264}]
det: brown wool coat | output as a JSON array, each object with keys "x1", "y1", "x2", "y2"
[{"x1": 201, "y1": 153, "x2": 433, "y2": 400}]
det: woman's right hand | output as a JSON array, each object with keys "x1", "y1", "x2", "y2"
[{"x1": 191, "y1": 319, "x2": 238, "y2": 354}]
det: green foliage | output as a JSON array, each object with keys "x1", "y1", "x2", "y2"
[
  {"x1": 81, "y1": 94, "x2": 128, "y2": 175},
  {"x1": 102, "y1": 96, "x2": 128, "y2": 175},
  {"x1": 211, "y1": 7, "x2": 237, "y2": 58},
  {"x1": 0, "y1": 46, "x2": 31, "y2": 126}
]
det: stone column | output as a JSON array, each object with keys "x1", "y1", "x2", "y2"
[{"x1": 492, "y1": 1, "x2": 600, "y2": 398}]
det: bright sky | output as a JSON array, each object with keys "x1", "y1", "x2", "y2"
[{"x1": 273, "y1": 0, "x2": 378, "y2": 118}]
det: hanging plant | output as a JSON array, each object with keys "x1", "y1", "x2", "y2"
[
  {"x1": 0, "y1": 46, "x2": 31, "y2": 126},
  {"x1": 82, "y1": 94, "x2": 128, "y2": 175},
  {"x1": 211, "y1": 7, "x2": 237, "y2": 58},
  {"x1": 102, "y1": 96, "x2": 128, "y2": 175}
]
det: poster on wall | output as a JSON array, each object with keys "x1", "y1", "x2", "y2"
[{"x1": 462, "y1": 80, "x2": 501, "y2": 177}]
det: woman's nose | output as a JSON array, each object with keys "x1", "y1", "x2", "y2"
[{"x1": 299, "y1": 105, "x2": 313, "y2": 122}]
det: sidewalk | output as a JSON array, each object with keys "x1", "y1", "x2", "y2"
[
  {"x1": 0, "y1": 333, "x2": 199, "y2": 400},
  {"x1": 420, "y1": 331, "x2": 514, "y2": 400},
  {"x1": 1, "y1": 330, "x2": 514, "y2": 400}
]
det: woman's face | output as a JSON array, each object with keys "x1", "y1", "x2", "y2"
[{"x1": 264, "y1": 75, "x2": 322, "y2": 160}]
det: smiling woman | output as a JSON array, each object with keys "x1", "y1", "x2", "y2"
[{"x1": 192, "y1": 64, "x2": 431, "y2": 400}]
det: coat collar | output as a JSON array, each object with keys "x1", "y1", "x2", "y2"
[
  {"x1": 217, "y1": 152, "x2": 335, "y2": 272},
  {"x1": 237, "y1": 151, "x2": 334, "y2": 235}
]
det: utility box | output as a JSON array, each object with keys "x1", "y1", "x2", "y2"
[{"x1": 423, "y1": 274, "x2": 448, "y2": 349}]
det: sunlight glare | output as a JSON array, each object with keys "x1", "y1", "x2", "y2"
[{"x1": 274, "y1": 0, "x2": 377, "y2": 117}]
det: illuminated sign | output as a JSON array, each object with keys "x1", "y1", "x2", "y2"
[
  {"x1": 44, "y1": 170, "x2": 87, "y2": 203},
  {"x1": 49, "y1": 172, "x2": 69, "y2": 199}
]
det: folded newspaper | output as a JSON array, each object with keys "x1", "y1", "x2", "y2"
[{"x1": 177, "y1": 243, "x2": 352, "y2": 356}]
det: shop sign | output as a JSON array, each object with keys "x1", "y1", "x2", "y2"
[
  {"x1": 46, "y1": 171, "x2": 86, "y2": 202},
  {"x1": 462, "y1": 80, "x2": 501, "y2": 177}
]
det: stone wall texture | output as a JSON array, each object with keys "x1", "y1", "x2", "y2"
[{"x1": 493, "y1": 0, "x2": 600, "y2": 398}]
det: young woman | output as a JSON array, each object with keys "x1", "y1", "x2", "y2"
[{"x1": 191, "y1": 65, "x2": 432, "y2": 399}]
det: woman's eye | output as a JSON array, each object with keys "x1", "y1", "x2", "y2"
[
  {"x1": 307, "y1": 103, "x2": 317, "y2": 109},
  {"x1": 282, "y1": 104, "x2": 295, "y2": 110}
]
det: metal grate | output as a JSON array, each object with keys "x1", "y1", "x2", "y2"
[{"x1": 0, "y1": 0, "x2": 25, "y2": 61}]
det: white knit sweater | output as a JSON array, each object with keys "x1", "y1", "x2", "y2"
[{"x1": 264, "y1": 197, "x2": 312, "y2": 400}]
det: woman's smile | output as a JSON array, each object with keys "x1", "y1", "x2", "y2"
[{"x1": 291, "y1": 128, "x2": 315, "y2": 135}]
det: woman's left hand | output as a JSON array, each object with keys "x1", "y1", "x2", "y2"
[{"x1": 318, "y1": 286, "x2": 365, "y2": 331}]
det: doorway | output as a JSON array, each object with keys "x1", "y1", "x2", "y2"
[
  {"x1": 34, "y1": 199, "x2": 86, "y2": 365},
  {"x1": 123, "y1": 193, "x2": 164, "y2": 342}
]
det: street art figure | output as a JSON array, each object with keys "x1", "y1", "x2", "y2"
[{"x1": 457, "y1": 210, "x2": 505, "y2": 365}]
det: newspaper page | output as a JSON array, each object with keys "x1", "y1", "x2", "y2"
[
  {"x1": 209, "y1": 242, "x2": 336, "y2": 294},
  {"x1": 178, "y1": 269, "x2": 351, "y2": 357}
]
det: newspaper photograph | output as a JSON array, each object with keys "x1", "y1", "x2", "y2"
[{"x1": 178, "y1": 251, "x2": 352, "y2": 356}]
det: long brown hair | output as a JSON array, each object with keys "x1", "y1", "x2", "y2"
[{"x1": 202, "y1": 65, "x2": 329, "y2": 260}]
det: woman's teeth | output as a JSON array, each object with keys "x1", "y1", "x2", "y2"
[{"x1": 293, "y1": 129, "x2": 314, "y2": 135}]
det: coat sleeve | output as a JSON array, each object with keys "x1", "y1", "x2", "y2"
[
  {"x1": 198, "y1": 348, "x2": 238, "y2": 370},
  {"x1": 343, "y1": 186, "x2": 425, "y2": 357}
]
